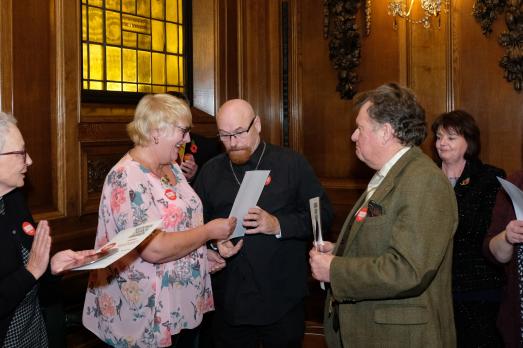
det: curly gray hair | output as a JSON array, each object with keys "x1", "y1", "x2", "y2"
[
  {"x1": 354, "y1": 83, "x2": 427, "y2": 146},
  {"x1": 0, "y1": 112, "x2": 17, "y2": 152}
]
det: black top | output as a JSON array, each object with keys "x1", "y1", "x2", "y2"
[
  {"x1": 451, "y1": 159, "x2": 505, "y2": 293},
  {"x1": 194, "y1": 142, "x2": 333, "y2": 325},
  {"x1": 0, "y1": 188, "x2": 42, "y2": 345}
]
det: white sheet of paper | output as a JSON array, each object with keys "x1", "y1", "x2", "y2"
[
  {"x1": 309, "y1": 196, "x2": 325, "y2": 290},
  {"x1": 228, "y1": 170, "x2": 271, "y2": 239},
  {"x1": 498, "y1": 177, "x2": 523, "y2": 220},
  {"x1": 71, "y1": 220, "x2": 161, "y2": 270}
]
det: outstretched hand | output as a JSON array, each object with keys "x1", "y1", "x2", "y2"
[
  {"x1": 50, "y1": 249, "x2": 97, "y2": 275},
  {"x1": 26, "y1": 221, "x2": 51, "y2": 280}
]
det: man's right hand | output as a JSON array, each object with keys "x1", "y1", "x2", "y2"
[
  {"x1": 205, "y1": 217, "x2": 237, "y2": 241},
  {"x1": 26, "y1": 220, "x2": 51, "y2": 280}
]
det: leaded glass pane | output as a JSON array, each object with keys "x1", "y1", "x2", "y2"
[
  {"x1": 166, "y1": 0, "x2": 177, "y2": 22},
  {"x1": 82, "y1": 0, "x2": 185, "y2": 95},
  {"x1": 152, "y1": 20, "x2": 164, "y2": 51}
]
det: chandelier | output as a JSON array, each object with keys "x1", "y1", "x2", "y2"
[{"x1": 387, "y1": 0, "x2": 450, "y2": 29}]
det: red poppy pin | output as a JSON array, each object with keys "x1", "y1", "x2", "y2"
[
  {"x1": 460, "y1": 178, "x2": 470, "y2": 186},
  {"x1": 190, "y1": 140, "x2": 198, "y2": 154},
  {"x1": 22, "y1": 221, "x2": 36, "y2": 236},
  {"x1": 265, "y1": 175, "x2": 272, "y2": 186},
  {"x1": 355, "y1": 207, "x2": 368, "y2": 222}
]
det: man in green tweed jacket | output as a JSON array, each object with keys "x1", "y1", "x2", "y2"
[{"x1": 310, "y1": 83, "x2": 458, "y2": 348}]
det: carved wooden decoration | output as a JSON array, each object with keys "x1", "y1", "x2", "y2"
[
  {"x1": 473, "y1": 0, "x2": 523, "y2": 91},
  {"x1": 323, "y1": 0, "x2": 365, "y2": 99}
]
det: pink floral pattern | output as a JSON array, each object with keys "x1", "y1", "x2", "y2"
[{"x1": 83, "y1": 154, "x2": 213, "y2": 347}]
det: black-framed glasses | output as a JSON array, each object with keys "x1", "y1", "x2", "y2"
[
  {"x1": 218, "y1": 117, "x2": 256, "y2": 142},
  {"x1": 0, "y1": 150, "x2": 27, "y2": 162},
  {"x1": 175, "y1": 125, "x2": 191, "y2": 138}
]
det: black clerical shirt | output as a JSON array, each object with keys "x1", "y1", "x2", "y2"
[{"x1": 194, "y1": 142, "x2": 333, "y2": 325}]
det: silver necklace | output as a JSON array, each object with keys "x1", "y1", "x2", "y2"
[{"x1": 229, "y1": 142, "x2": 267, "y2": 186}]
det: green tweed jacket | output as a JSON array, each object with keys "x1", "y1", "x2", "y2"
[{"x1": 324, "y1": 147, "x2": 458, "y2": 348}]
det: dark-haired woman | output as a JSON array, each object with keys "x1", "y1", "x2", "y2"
[{"x1": 432, "y1": 110, "x2": 505, "y2": 347}]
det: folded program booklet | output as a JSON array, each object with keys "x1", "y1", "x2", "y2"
[{"x1": 64, "y1": 219, "x2": 161, "y2": 271}]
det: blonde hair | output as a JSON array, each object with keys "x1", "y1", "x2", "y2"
[
  {"x1": 127, "y1": 94, "x2": 192, "y2": 146},
  {"x1": 0, "y1": 112, "x2": 17, "y2": 152}
]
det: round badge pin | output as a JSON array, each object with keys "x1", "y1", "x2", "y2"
[
  {"x1": 355, "y1": 207, "x2": 368, "y2": 223},
  {"x1": 22, "y1": 222, "x2": 36, "y2": 236},
  {"x1": 165, "y1": 189, "x2": 177, "y2": 200}
]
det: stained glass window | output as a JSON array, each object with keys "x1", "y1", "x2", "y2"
[{"x1": 82, "y1": 0, "x2": 186, "y2": 97}]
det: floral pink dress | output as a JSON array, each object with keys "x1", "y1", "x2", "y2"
[{"x1": 82, "y1": 153, "x2": 213, "y2": 347}]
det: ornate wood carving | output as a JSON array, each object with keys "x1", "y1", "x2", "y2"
[
  {"x1": 473, "y1": 0, "x2": 523, "y2": 91},
  {"x1": 323, "y1": 0, "x2": 364, "y2": 99},
  {"x1": 87, "y1": 157, "x2": 115, "y2": 194}
]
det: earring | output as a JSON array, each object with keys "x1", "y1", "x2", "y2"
[{"x1": 153, "y1": 136, "x2": 159, "y2": 144}]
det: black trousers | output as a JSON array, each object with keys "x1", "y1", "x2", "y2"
[{"x1": 211, "y1": 301, "x2": 304, "y2": 348}]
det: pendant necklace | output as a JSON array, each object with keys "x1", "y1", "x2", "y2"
[{"x1": 229, "y1": 142, "x2": 267, "y2": 186}]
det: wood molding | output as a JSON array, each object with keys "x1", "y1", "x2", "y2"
[
  {"x1": 0, "y1": 0, "x2": 13, "y2": 114},
  {"x1": 288, "y1": 0, "x2": 303, "y2": 153}
]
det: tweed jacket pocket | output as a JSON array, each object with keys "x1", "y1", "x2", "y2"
[{"x1": 374, "y1": 304, "x2": 429, "y2": 325}]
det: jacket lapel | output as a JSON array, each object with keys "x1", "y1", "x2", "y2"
[{"x1": 340, "y1": 148, "x2": 421, "y2": 254}]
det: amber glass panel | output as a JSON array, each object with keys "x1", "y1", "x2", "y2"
[
  {"x1": 152, "y1": 53, "x2": 165, "y2": 84},
  {"x1": 122, "y1": 14, "x2": 151, "y2": 34},
  {"x1": 138, "y1": 34, "x2": 151, "y2": 50},
  {"x1": 166, "y1": 23, "x2": 177, "y2": 53},
  {"x1": 90, "y1": 0, "x2": 103, "y2": 7},
  {"x1": 88, "y1": 7, "x2": 103, "y2": 43},
  {"x1": 138, "y1": 51, "x2": 151, "y2": 83},
  {"x1": 107, "y1": 0, "x2": 120, "y2": 10},
  {"x1": 166, "y1": 54, "x2": 178, "y2": 85},
  {"x1": 178, "y1": 25, "x2": 183, "y2": 55},
  {"x1": 90, "y1": 81, "x2": 103, "y2": 90},
  {"x1": 123, "y1": 31, "x2": 137, "y2": 47},
  {"x1": 107, "y1": 82, "x2": 122, "y2": 91},
  {"x1": 138, "y1": 84, "x2": 152, "y2": 92},
  {"x1": 152, "y1": 20, "x2": 164, "y2": 51},
  {"x1": 152, "y1": 85, "x2": 165, "y2": 93},
  {"x1": 151, "y1": 0, "x2": 164, "y2": 19},
  {"x1": 137, "y1": 0, "x2": 150, "y2": 16},
  {"x1": 123, "y1": 83, "x2": 138, "y2": 92},
  {"x1": 106, "y1": 11, "x2": 121, "y2": 45},
  {"x1": 122, "y1": 0, "x2": 136, "y2": 14},
  {"x1": 82, "y1": 0, "x2": 86, "y2": 3},
  {"x1": 179, "y1": 56, "x2": 184, "y2": 85},
  {"x1": 82, "y1": 5, "x2": 87, "y2": 41},
  {"x1": 166, "y1": 0, "x2": 177, "y2": 22},
  {"x1": 122, "y1": 48, "x2": 137, "y2": 82},
  {"x1": 83, "y1": 81, "x2": 89, "y2": 89},
  {"x1": 178, "y1": 0, "x2": 183, "y2": 23},
  {"x1": 89, "y1": 44, "x2": 104, "y2": 80},
  {"x1": 106, "y1": 46, "x2": 122, "y2": 81},
  {"x1": 83, "y1": 43, "x2": 89, "y2": 79}
]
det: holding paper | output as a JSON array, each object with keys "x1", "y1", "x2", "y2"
[{"x1": 228, "y1": 170, "x2": 270, "y2": 239}]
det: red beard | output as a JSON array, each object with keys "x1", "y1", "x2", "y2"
[{"x1": 228, "y1": 148, "x2": 251, "y2": 165}]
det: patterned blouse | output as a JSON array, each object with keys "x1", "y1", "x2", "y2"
[{"x1": 83, "y1": 153, "x2": 213, "y2": 347}]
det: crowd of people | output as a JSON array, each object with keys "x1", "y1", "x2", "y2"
[{"x1": 1, "y1": 84, "x2": 523, "y2": 347}]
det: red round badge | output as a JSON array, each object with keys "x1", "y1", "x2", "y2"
[
  {"x1": 355, "y1": 207, "x2": 368, "y2": 223},
  {"x1": 22, "y1": 222, "x2": 36, "y2": 236},
  {"x1": 165, "y1": 189, "x2": 177, "y2": 200},
  {"x1": 265, "y1": 175, "x2": 272, "y2": 186}
]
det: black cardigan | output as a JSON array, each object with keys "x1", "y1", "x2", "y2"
[{"x1": 0, "y1": 188, "x2": 39, "y2": 345}]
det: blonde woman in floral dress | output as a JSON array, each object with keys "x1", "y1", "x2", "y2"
[{"x1": 82, "y1": 94, "x2": 235, "y2": 348}]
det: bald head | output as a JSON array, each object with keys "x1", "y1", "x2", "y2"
[{"x1": 216, "y1": 99, "x2": 261, "y2": 164}]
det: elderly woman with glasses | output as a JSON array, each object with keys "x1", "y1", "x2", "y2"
[
  {"x1": 82, "y1": 94, "x2": 236, "y2": 348},
  {"x1": 0, "y1": 112, "x2": 94, "y2": 347},
  {"x1": 431, "y1": 110, "x2": 505, "y2": 347}
]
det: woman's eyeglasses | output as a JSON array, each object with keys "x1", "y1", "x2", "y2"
[{"x1": 0, "y1": 150, "x2": 27, "y2": 162}]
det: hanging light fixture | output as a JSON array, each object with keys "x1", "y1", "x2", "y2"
[{"x1": 387, "y1": 0, "x2": 450, "y2": 29}]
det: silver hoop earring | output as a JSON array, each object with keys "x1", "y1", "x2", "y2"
[{"x1": 153, "y1": 137, "x2": 159, "y2": 144}]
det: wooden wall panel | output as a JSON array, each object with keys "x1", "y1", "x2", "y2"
[{"x1": 452, "y1": 0, "x2": 523, "y2": 174}]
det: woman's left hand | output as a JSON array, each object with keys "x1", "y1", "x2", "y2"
[{"x1": 50, "y1": 249, "x2": 97, "y2": 275}]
